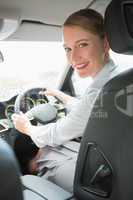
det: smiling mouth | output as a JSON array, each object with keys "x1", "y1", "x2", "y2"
[{"x1": 75, "y1": 62, "x2": 89, "y2": 70}]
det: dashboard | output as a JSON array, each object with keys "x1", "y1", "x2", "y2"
[
  {"x1": 0, "y1": 95, "x2": 16, "y2": 121},
  {"x1": 0, "y1": 95, "x2": 16, "y2": 144}
]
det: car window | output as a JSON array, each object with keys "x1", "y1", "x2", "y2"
[
  {"x1": 110, "y1": 50, "x2": 133, "y2": 70},
  {"x1": 0, "y1": 41, "x2": 67, "y2": 101}
]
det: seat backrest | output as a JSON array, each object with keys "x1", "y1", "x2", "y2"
[
  {"x1": 0, "y1": 139, "x2": 23, "y2": 200},
  {"x1": 74, "y1": 0, "x2": 133, "y2": 199},
  {"x1": 74, "y1": 68, "x2": 133, "y2": 200}
]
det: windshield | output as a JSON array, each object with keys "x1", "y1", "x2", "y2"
[{"x1": 0, "y1": 41, "x2": 67, "y2": 101}]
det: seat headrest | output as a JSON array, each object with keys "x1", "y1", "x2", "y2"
[{"x1": 105, "y1": 0, "x2": 133, "y2": 55}]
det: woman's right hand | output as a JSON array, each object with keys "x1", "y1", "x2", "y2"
[
  {"x1": 12, "y1": 112, "x2": 32, "y2": 135},
  {"x1": 39, "y1": 88, "x2": 57, "y2": 97}
]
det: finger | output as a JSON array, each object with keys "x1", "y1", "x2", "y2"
[
  {"x1": 39, "y1": 88, "x2": 46, "y2": 95},
  {"x1": 19, "y1": 111, "x2": 25, "y2": 117},
  {"x1": 11, "y1": 113, "x2": 19, "y2": 120}
]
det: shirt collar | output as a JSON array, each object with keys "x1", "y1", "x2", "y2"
[{"x1": 89, "y1": 59, "x2": 118, "y2": 90}]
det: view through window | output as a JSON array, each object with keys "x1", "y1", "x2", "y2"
[{"x1": 0, "y1": 41, "x2": 67, "y2": 100}]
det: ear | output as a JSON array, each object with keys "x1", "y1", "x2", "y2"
[{"x1": 103, "y1": 35, "x2": 110, "y2": 53}]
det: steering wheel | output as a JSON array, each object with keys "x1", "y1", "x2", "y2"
[
  {"x1": 12, "y1": 87, "x2": 65, "y2": 139},
  {"x1": 14, "y1": 87, "x2": 61, "y2": 124},
  {"x1": 12, "y1": 87, "x2": 66, "y2": 144}
]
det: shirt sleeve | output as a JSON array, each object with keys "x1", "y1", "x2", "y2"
[
  {"x1": 65, "y1": 98, "x2": 80, "y2": 112},
  {"x1": 28, "y1": 90, "x2": 99, "y2": 148}
]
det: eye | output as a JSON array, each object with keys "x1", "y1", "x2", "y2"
[
  {"x1": 64, "y1": 47, "x2": 71, "y2": 53},
  {"x1": 78, "y1": 42, "x2": 89, "y2": 48}
]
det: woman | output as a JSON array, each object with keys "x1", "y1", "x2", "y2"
[{"x1": 12, "y1": 8, "x2": 118, "y2": 192}]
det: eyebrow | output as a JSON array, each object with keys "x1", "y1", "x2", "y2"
[{"x1": 63, "y1": 39, "x2": 90, "y2": 48}]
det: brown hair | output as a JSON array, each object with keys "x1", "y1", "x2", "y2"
[{"x1": 63, "y1": 8, "x2": 105, "y2": 39}]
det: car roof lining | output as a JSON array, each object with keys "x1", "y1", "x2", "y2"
[{"x1": 0, "y1": 0, "x2": 111, "y2": 41}]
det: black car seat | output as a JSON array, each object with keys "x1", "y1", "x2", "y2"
[
  {"x1": 74, "y1": 68, "x2": 133, "y2": 200},
  {"x1": 74, "y1": 0, "x2": 133, "y2": 199},
  {"x1": 0, "y1": 139, "x2": 23, "y2": 200}
]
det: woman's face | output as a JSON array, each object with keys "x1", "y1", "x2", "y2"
[{"x1": 63, "y1": 25, "x2": 109, "y2": 78}]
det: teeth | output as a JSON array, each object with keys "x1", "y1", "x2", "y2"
[
  {"x1": 77, "y1": 63, "x2": 86, "y2": 69},
  {"x1": 72, "y1": 62, "x2": 88, "y2": 69}
]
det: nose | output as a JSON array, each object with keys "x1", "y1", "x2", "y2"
[{"x1": 69, "y1": 47, "x2": 81, "y2": 65}]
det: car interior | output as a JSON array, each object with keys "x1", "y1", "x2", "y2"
[{"x1": 0, "y1": 0, "x2": 133, "y2": 199}]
